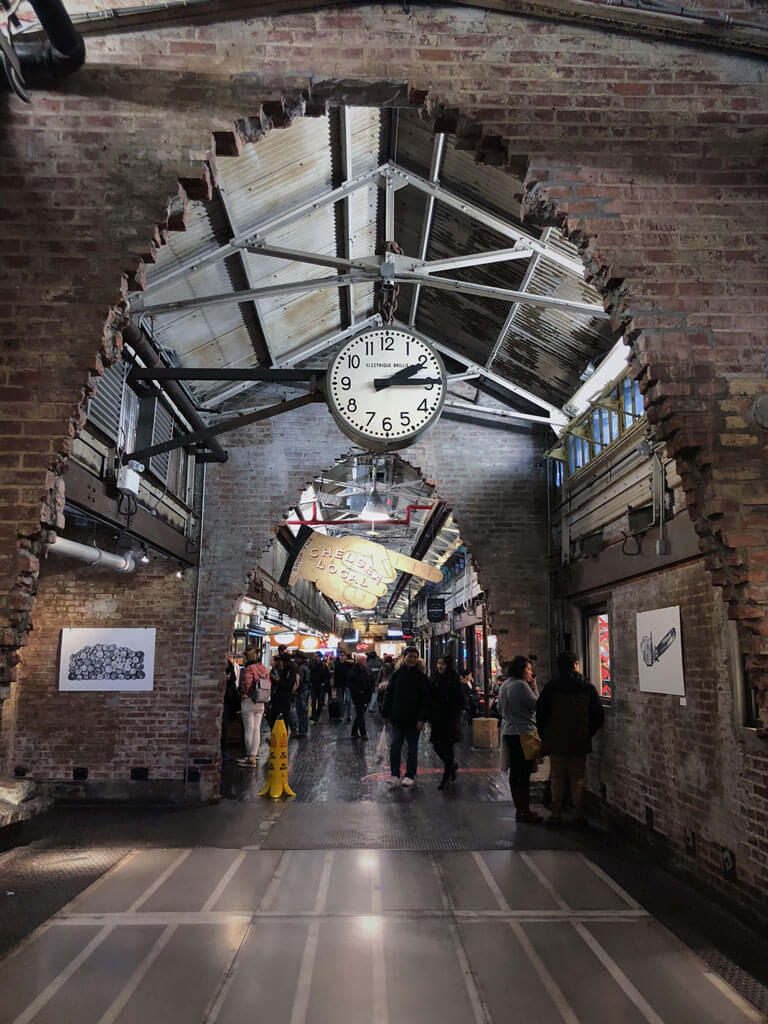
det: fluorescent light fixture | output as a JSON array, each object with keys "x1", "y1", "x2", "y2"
[
  {"x1": 360, "y1": 488, "x2": 392, "y2": 522},
  {"x1": 563, "y1": 338, "x2": 630, "y2": 420}
]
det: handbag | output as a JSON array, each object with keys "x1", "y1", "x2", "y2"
[{"x1": 519, "y1": 729, "x2": 542, "y2": 761}]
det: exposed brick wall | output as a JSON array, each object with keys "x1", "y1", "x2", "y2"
[
  {"x1": 0, "y1": 0, "x2": 766, "y2": 917},
  {"x1": 189, "y1": 405, "x2": 549, "y2": 795},
  {"x1": 590, "y1": 558, "x2": 768, "y2": 923},
  {"x1": 0, "y1": 556, "x2": 201, "y2": 793}
]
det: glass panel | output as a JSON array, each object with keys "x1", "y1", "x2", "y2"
[
  {"x1": 623, "y1": 377, "x2": 634, "y2": 430},
  {"x1": 633, "y1": 379, "x2": 642, "y2": 416},
  {"x1": 586, "y1": 611, "x2": 612, "y2": 700}
]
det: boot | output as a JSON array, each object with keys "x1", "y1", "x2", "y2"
[{"x1": 512, "y1": 786, "x2": 542, "y2": 823}]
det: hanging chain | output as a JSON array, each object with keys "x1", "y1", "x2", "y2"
[{"x1": 377, "y1": 240, "x2": 403, "y2": 326}]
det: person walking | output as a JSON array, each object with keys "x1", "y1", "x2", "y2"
[
  {"x1": 428, "y1": 654, "x2": 465, "y2": 789},
  {"x1": 366, "y1": 649, "x2": 383, "y2": 712},
  {"x1": 237, "y1": 649, "x2": 269, "y2": 767},
  {"x1": 498, "y1": 656, "x2": 542, "y2": 822},
  {"x1": 310, "y1": 651, "x2": 329, "y2": 722},
  {"x1": 269, "y1": 654, "x2": 299, "y2": 736},
  {"x1": 334, "y1": 650, "x2": 353, "y2": 723},
  {"x1": 382, "y1": 646, "x2": 429, "y2": 787},
  {"x1": 294, "y1": 651, "x2": 311, "y2": 737},
  {"x1": 349, "y1": 654, "x2": 374, "y2": 739},
  {"x1": 537, "y1": 651, "x2": 605, "y2": 828}
]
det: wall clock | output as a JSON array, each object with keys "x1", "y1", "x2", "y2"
[{"x1": 326, "y1": 327, "x2": 447, "y2": 451}]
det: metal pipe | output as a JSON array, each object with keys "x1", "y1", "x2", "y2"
[
  {"x1": 48, "y1": 535, "x2": 135, "y2": 572},
  {"x1": 184, "y1": 462, "x2": 205, "y2": 794},
  {"x1": 12, "y1": 0, "x2": 85, "y2": 84}
]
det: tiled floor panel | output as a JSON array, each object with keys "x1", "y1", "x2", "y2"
[{"x1": 1, "y1": 848, "x2": 760, "y2": 1024}]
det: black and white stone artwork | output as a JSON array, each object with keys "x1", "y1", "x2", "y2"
[
  {"x1": 59, "y1": 628, "x2": 156, "y2": 691},
  {"x1": 68, "y1": 643, "x2": 146, "y2": 681}
]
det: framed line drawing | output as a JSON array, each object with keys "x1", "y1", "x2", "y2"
[
  {"x1": 636, "y1": 606, "x2": 685, "y2": 695},
  {"x1": 58, "y1": 628, "x2": 156, "y2": 692}
]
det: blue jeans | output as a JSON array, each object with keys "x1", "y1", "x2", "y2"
[
  {"x1": 295, "y1": 689, "x2": 309, "y2": 735},
  {"x1": 390, "y1": 725, "x2": 420, "y2": 779},
  {"x1": 337, "y1": 686, "x2": 352, "y2": 720}
]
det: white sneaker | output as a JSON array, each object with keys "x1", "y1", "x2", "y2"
[
  {"x1": 401, "y1": 776, "x2": 415, "y2": 788},
  {"x1": 387, "y1": 775, "x2": 401, "y2": 786}
]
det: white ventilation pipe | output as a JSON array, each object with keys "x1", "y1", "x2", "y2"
[{"x1": 48, "y1": 535, "x2": 135, "y2": 573}]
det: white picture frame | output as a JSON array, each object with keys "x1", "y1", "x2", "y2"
[
  {"x1": 58, "y1": 628, "x2": 156, "y2": 692},
  {"x1": 636, "y1": 606, "x2": 685, "y2": 695}
]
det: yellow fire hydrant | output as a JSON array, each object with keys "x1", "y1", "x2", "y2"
[{"x1": 258, "y1": 714, "x2": 296, "y2": 799}]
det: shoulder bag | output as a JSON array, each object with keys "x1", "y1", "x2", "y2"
[{"x1": 519, "y1": 729, "x2": 542, "y2": 761}]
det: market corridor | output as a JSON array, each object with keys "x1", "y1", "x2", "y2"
[{"x1": 1, "y1": 718, "x2": 766, "y2": 1024}]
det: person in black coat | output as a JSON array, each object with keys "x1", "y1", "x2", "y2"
[
  {"x1": 269, "y1": 655, "x2": 299, "y2": 735},
  {"x1": 309, "y1": 651, "x2": 330, "y2": 722},
  {"x1": 536, "y1": 651, "x2": 604, "y2": 827},
  {"x1": 348, "y1": 654, "x2": 374, "y2": 739},
  {"x1": 428, "y1": 654, "x2": 465, "y2": 789},
  {"x1": 381, "y1": 646, "x2": 430, "y2": 787}
]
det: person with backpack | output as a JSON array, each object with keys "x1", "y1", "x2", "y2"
[
  {"x1": 237, "y1": 649, "x2": 270, "y2": 767},
  {"x1": 309, "y1": 651, "x2": 330, "y2": 722},
  {"x1": 537, "y1": 651, "x2": 605, "y2": 828}
]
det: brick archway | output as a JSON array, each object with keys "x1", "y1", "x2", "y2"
[{"x1": 2, "y1": 2, "x2": 767, "y2": 738}]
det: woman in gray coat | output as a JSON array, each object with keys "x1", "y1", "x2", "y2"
[{"x1": 498, "y1": 655, "x2": 542, "y2": 823}]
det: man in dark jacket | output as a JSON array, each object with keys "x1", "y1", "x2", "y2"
[
  {"x1": 309, "y1": 651, "x2": 330, "y2": 722},
  {"x1": 537, "y1": 651, "x2": 604, "y2": 828},
  {"x1": 381, "y1": 646, "x2": 429, "y2": 787},
  {"x1": 349, "y1": 654, "x2": 374, "y2": 739}
]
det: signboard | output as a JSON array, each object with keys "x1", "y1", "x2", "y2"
[
  {"x1": 427, "y1": 597, "x2": 446, "y2": 622},
  {"x1": 283, "y1": 526, "x2": 442, "y2": 610},
  {"x1": 59, "y1": 628, "x2": 155, "y2": 692},
  {"x1": 387, "y1": 627, "x2": 403, "y2": 639}
]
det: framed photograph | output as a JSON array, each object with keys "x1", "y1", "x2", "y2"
[
  {"x1": 58, "y1": 628, "x2": 156, "y2": 692},
  {"x1": 636, "y1": 606, "x2": 684, "y2": 695}
]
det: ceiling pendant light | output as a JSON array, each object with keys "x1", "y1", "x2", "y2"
[{"x1": 360, "y1": 457, "x2": 392, "y2": 522}]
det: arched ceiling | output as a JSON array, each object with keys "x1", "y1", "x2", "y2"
[
  {"x1": 128, "y1": 104, "x2": 616, "y2": 428},
  {"x1": 125, "y1": 103, "x2": 618, "y2": 626}
]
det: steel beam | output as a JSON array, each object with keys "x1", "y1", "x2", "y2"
[
  {"x1": 216, "y1": 179, "x2": 275, "y2": 363},
  {"x1": 409, "y1": 133, "x2": 445, "y2": 328},
  {"x1": 131, "y1": 272, "x2": 378, "y2": 317},
  {"x1": 246, "y1": 241, "x2": 377, "y2": 273},
  {"x1": 125, "y1": 391, "x2": 325, "y2": 463},
  {"x1": 394, "y1": 271, "x2": 607, "y2": 319},
  {"x1": 128, "y1": 367, "x2": 326, "y2": 383},
  {"x1": 394, "y1": 319, "x2": 567, "y2": 425},
  {"x1": 410, "y1": 246, "x2": 533, "y2": 274},
  {"x1": 393, "y1": 163, "x2": 586, "y2": 277},
  {"x1": 486, "y1": 226, "x2": 554, "y2": 368},
  {"x1": 443, "y1": 399, "x2": 552, "y2": 425},
  {"x1": 133, "y1": 163, "x2": 388, "y2": 298}
]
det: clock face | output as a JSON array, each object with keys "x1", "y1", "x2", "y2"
[{"x1": 326, "y1": 328, "x2": 446, "y2": 451}]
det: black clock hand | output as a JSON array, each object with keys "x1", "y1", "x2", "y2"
[
  {"x1": 372, "y1": 364, "x2": 422, "y2": 391},
  {"x1": 373, "y1": 377, "x2": 443, "y2": 390}
]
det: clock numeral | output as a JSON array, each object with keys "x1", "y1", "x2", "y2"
[
  {"x1": 405, "y1": 340, "x2": 410, "y2": 355},
  {"x1": 365, "y1": 411, "x2": 376, "y2": 426},
  {"x1": 382, "y1": 336, "x2": 394, "y2": 352},
  {"x1": 348, "y1": 354, "x2": 361, "y2": 369},
  {"x1": 400, "y1": 411, "x2": 411, "y2": 427},
  {"x1": 340, "y1": 376, "x2": 351, "y2": 391},
  {"x1": 382, "y1": 417, "x2": 393, "y2": 433},
  {"x1": 417, "y1": 399, "x2": 428, "y2": 413},
  {"x1": 424, "y1": 383, "x2": 434, "y2": 391},
  {"x1": 347, "y1": 398, "x2": 357, "y2": 412},
  {"x1": 418, "y1": 353, "x2": 428, "y2": 365},
  {"x1": 365, "y1": 340, "x2": 374, "y2": 355}
]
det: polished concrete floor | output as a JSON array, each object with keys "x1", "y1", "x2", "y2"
[{"x1": 1, "y1": 713, "x2": 767, "y2": 1023}]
